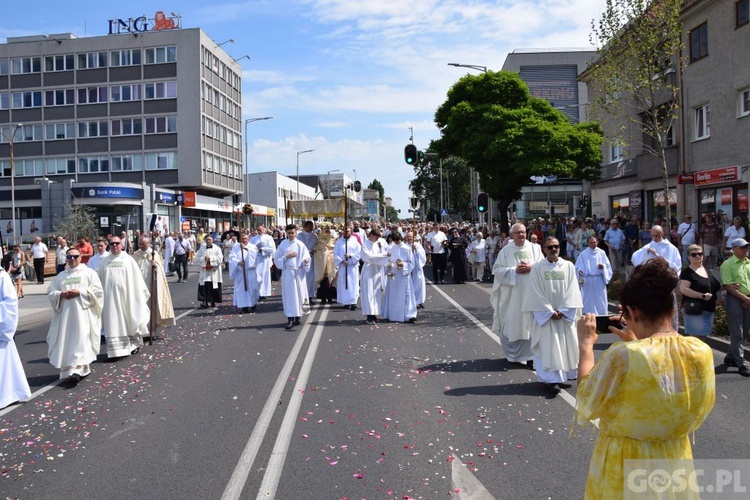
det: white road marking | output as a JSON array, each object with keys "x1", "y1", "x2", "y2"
[
  {"x1": 452, "y1": 453, "x2": 497, "y2": 500},
  {"x1": 255, "y1": 308, "x2": 328, "y2": 499},
  {"x1": 0, "y1": 380, "x2": 64, "y2": 418},
  {"x1": 221, "y1": 308, "x2": 319, "y2": 500}
]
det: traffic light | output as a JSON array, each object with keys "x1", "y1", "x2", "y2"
[
  {"x1": 477, "y1": 193, "x2": 488, "y2": 213},
  {"x1": 581, "y1": 194, "x2": 589, "y2": 209},
  {"x1": 404, "y1": 144, "x2": 418, "y2": 165},
  {"x1": 353, "y1": 180, "x2": 361, "y2": 192}
]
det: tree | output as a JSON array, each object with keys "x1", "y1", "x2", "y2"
[
  {"x1": 434, "y1": 70, "x2": 603, "y2": 231},
  {"x1": 409, "y1": 154, "x2": 471, "y2": 222},
  {"x1": 385, "y1": 206, "x2": 400, "y2": 223},
  {"x1": 587, "y1": 0, "x2": 683, "y2": 224},
  {"x1": 368, "y1": 179, "x2": 385, "y2": 204},
  {"x1": 53, "y1": 204, "x2": 99, "y2": 243}
]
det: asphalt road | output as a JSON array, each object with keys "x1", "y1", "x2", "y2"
[{"x1": 3, "y1": 265, "x2": 749, "y2": 499}]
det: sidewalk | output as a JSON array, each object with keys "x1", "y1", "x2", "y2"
[{"x1": 16, "y1": 280, "x2": 54, "y2": 329}]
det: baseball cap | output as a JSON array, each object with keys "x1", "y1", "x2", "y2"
[{"x1": 731, "y1": 238, "x2": 750, "y2": 248}]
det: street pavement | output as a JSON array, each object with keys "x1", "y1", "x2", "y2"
[{"x1": 2, "y1": 265, "x2": 750, "y2": 499}]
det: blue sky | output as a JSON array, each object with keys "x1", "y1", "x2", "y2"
[{"x1": 2, "y1": 0, "x2": 604, "y2": 214}]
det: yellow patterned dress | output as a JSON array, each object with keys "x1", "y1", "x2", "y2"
[{"x1": 576, "y1": 336, "x2": 715, "y2": 499}]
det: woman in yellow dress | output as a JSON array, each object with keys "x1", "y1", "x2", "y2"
[{"x1": 576, "y1": 258, "x2": 715, "y2": 499}]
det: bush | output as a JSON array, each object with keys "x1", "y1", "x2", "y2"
[
  {"x1": 713, "y1": 303, "x2": 729, "y2": 337},
  {"x1": 607, "y1": 274, "x2": 626, "y2": 301}
]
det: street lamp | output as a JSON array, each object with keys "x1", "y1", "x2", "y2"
[
  {"x1": 296, "y1": 149, "x2": 314, "y2": 198},
  {"x1": 215, "y1": 39, "x2": 234, "y2": 48},
  {"x1": 244, "y1": 117, "x2": 273, "y2": 202},
  {"x1": 447, "y1": 63, "x2": 488, "y2": 73},
  {"x1": 0, "y1": 123, "x2": 23, "y2": 245}
]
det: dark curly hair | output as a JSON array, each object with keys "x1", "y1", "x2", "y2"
[{"x1": 620, "y1": 258, "x2": 678, "y2": 322}]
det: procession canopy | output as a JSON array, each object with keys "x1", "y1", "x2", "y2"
[{"x1": 287, "y1": 199, "x2": 346, "y2": 218}]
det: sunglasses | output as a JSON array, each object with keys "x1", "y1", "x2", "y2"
[
  {"x1": 546, "y1": 245, "x2": 560, "y2": 250},
  {"x1": 110, "y1": 242, "x2": 122, "y2": 245},
  {"x1": 690, "y1": 252, "x2": 703, "y2": 257},
  {"x1": 66, "y1": 254, "x2": 81, "y2": 260}
]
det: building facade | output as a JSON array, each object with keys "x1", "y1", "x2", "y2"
[{"x1": 0, "y1": 21, "x2": 244, "y2": 243}]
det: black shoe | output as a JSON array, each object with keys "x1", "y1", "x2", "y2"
[
  {"x1": 526, "y1": 360, "x2": 534, "y2": 370},
  {"x1": 200, "y1": 303, "x2": 209, "y2": 309},
  {"x1": 350, "y1": 304, "x2": 357, "y2": 310},
  {"x1": 249, "y1": 306, "x2": 257, "y2": 313},
  {"x1": 365, "y1": 316, "x2": 377, "y2": 325},
  {"x1": 740, "y1": 366, "x2": 750, "y2": 377},
  {"x1": 294, "y1": 317, "x2": 301, "y2": 325},
  {"x1": 417, "y1": 304, "x2": 424, "y2": 309},
  {"x1": 440, "y1": 280, "x2": 446, "y2": 284},
  {"x1": 69, "y1": 373, "x2": 82, "y2": 383},
  {"x1": 241, "y1": 307, "x2": 250, "y2": 313},
  {"x1": 211, "y1": 303, "x2": 216, "y2": 307},
  {"x1": 408, "y1": 317, "x2": 416, "y2": 324},
  {"x1": 725, "y1": 358, "x2": 739, "y2": 368},
  {"x1": 327, "y1": 298, "x2": 334, "y2": 304},
  {"x1": 547, "y1": 383, "x2": 562, "y2": 395},
  {"x1": 131, "y1": 347, "x2": 140, "y2": 355},
  {"x1": 259, "y1": 296, "x2": 267, "y2": 302},
  {"x1": 285, "y1": 319, "x2": 294, "y2": 330}
]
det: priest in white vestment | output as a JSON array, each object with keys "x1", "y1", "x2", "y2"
[
  {"x1": 133, "y1": 236, "x2": 176, "y2": 329},
  {"x1": 297, "y1": 221, "x2": 318, "y2": 303},
  {"x1": 360, "y1": 228, "x2": 390, "y2": 324},
  {"x1": 194, "y1": 235, "x2": 224, "y2": 308},
  {"x1": 98, "y1": 236, "x2": 150, "y2": 358},
  {"x1": 46, "y1": 249, "x2": 103, "y2": 381},
  {"x1": 631, "y1": 224, "x2": 681, "y2": 328},
  {"x1": 333, "y1": 225, "x2": 362, "y2": 310},
  {"x1": 382, "y1": 232, "x2": 418, "y2": 323},
  {"x1": 250, "y1": 225, "x2": 277, "y2": 301},
  {"x1": 0, "y1": 267, "x2": 31, "y2": 408},
  {"x1": 522, "y1": 237, "x2": 582, "y2": 395},
  {"x1": 274, "y1": 225, "x2": 311, "y2": 329},
  {"x1": 407, "y1": 232, "x2": 427, "y2": 309},
  {"x1": 490, "y1": 223, "x2": 544, "y2": 367},
  {"x1": 574, "y1": 235, "x2": 613, "y2": 315},
  {"x1": 87, "y1": 239, "x2": 109, "y2": 272},
  {"x1": 229, "y1": 234, "x2": 260, "y2": 313},
  {"x1": 163, "y1": 232, "x2": 176, "y2": 276}
]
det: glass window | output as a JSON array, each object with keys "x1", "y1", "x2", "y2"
[
  {"x1": 738, "y1": 0, "x2": 749, "y2": 27},
  {"x1": 0, "y1": 59, "x2": 7, "y2": 75},
  {"x1": 694, "y1": 104, "x2": 710, "y2": 140},
  {"x1": 739, "y1": 88, "x2": 750, "y2": 117},
  {"x1": 690, "y1": 23, "x2": 708, "y2": 62}
]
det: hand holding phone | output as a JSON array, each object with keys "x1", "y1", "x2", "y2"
[{"x1": 595, "y1": 315, "x2": 623, "y2": 333}]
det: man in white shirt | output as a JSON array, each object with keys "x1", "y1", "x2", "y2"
[
  {"x1": 677, "y1": 213, "x2": 698, "y2": 264},
  {"x1": 723, "y1": 217, "x2": 747, "y2": 257},
  {"x1": 426, "y1": 223, "x2": 448, "y2": 284},
  {"x1": 55, "y1": 237, "x2": 69, "y2": 275},
  {"x1": 173, "y1": 233, "x2": 192, "y2": 282},
  {"x1": 30, "y1": 236, "x2": 49, "y2": 284}
]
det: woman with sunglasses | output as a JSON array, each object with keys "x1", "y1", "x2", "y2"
[{"x1": 679, "y1": 243, "x2": 721, "y2": 336}]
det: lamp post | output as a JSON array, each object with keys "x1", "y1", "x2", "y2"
[
  {"x1": 244, "y1": 117, "x2": 273, "y2": 203},
  {"x1": 296, "y1": 149, "x2": 314, "y2": 198},
  {"x1": 215, "y1": 39, "x2": 234, "y2": 48},
  {"x1": 447, "y1": 63, "x2": 488, "y2": 73},
  {"x1": 1, "y1": 123, "x2": 23, "y2": 245}
]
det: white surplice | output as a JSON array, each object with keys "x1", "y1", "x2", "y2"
[
  {"x1": 0, "y1": 269, "x2": 31, "y2": 408},
  {"x1": 333, "y1": 236, "x2": 362, "y2": 306},
  {"x1": 631, "y1": 239, "x2": 682, "y2": 271},
  {"x1": 133, "y1": 248, "x2": 176, "y2": 329},
  {"x1": 360, "y1": 238, "x2": 390, "y2": 316},
  {"x1": 574, "y1": 246, "x2": 613, "y2": 315},
  {"x1": 98, "y1": 252, "x2": 151, "y2": 358},
  {"x1": 46, "y1": 264, "x2": 104, "y2": 379},
  {"x1": 411, "y1": 242, "x2": 427, "y2": 306},
  {"x1": 163, "y1": 236, "x2": 175, "y2": 274},
  {"x1": 297, "y1": 230, "x2": 318, "y2": 299},
  {"x1": 522, "y1": 258, "x2": 582, "y2": 383},
  {"x1": 194, "y1": 243, "x2": 224, "y2": 289},
  {"x1": 382, "y1": 242, "x2": 417, "y2": 322},
  {"x1": 251, "y1": 233, "x2": 277, "y2": 297},
  {"x1": 229, "y1": 242, "x2": 260, "y2": 308},
  {"x1": 490, "y1": 240, "x2": 544, "y2": 362},
  {"x1": 274, "y1": 238, "x2": 311, "y2": 318}
]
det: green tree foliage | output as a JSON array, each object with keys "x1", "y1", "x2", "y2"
[
  {"x1": 385, "y1": 205, "x2": 400, "y2": 222},
  {"x1": 587, "y1": 0, "x2": 683, "y2": 223},
  {"x1": 433, "y1": 70, "x2": 602, "y2": 230},
  {"x1": 409, "y1": 153, "x2": 471, "y2": 222},
  {"x1": 368, "y1": 179, "x2": 385, "y2": 204},
  {"x1": 53, "y1": 204, "x2": 99, "y2": 243}
]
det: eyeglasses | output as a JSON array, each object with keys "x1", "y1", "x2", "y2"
[
  {"x1": 690, "y1": 253, "x2": 703, "y2": 257},
  {"x1": 546, "y1": 245, "x2": 560, "y2": 250},
  {"x1": 66, "y1": 255, "x2": 80, "y2": 260},
  {"x1": 110, "y1": 242, "x2": 121, "y2": 245}
]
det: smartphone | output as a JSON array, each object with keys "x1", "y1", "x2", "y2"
[{"x1": 595, "y1": 315, "x2": 623, "y2": 333}]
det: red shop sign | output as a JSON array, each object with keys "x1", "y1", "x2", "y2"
[{"x1": 694, "y1": 166, "x2": 739, "y2": 186}]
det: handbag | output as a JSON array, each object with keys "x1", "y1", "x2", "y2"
[{"x1": 682, "y1": 298, "x2": 703, "y2": 315}]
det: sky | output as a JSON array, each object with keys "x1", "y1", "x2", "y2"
[{"x1": 1, "y1": 0, "x2": 606, "y2": 214}]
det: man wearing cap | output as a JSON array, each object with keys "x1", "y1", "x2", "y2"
[{"x1": 720, "y1": 237, "x2": 750, "y2": 377}]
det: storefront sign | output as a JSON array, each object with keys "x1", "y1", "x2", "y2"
[
  {"x1": 740, "y1": 192, "x2": 748, "y2": 212},
  {"x1": 694, "y1": 166, "x2": 739, "y2": 186},
  {"x1": 72, "y1": 186, "x2": 144, "y2": 199},
  {"x1": 100, "y1": 217, "x2": 109, "y2": 227},
  {"x1": 156, "y1": 192, "x2": 175, "y2": 204},
  {"x1": 678, "y1": 174, "x2": 695, "y2": 184},
  {"x1": 108, "y1": 11, "x2": 181, "y2": 34},
  {"x1": 721, "y1": 189, "x2": 732, "y2": 205},
  {"x1": 178, "y1": 191, "x2": 196, "y2": 207}
]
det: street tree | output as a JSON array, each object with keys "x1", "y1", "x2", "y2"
[
  {"x1": 586, "y1": 0, "x2": 683, "y2": 223},
  {"x1": 434, "y1": 70, "x2": 603, "y2": 231},
  {"x1": 409, "y1": 154, "x2": 471, "y2": 222},
  {"x1": 54, "y1": 204, "x2": 99, "y2": 243},
  {"x1": 367, "y1": 179, "x2": 385, "y2": 204}
]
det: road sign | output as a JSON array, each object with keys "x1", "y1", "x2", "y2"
[
  {"x1": 441, "y1": 209, "x2": 448, "y2": 216},
  {"x1": 180, "y1": 216, "x2": 186, "y2": 223}
]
